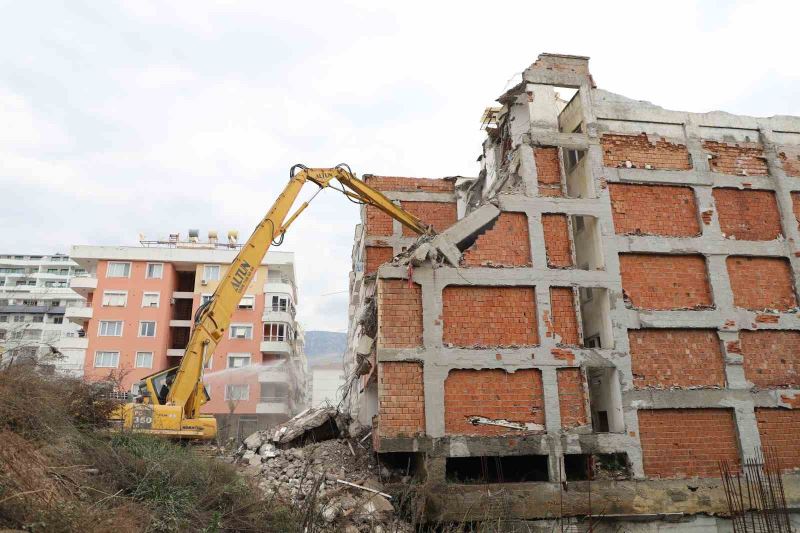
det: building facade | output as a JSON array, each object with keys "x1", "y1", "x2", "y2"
[
  {"x1": 0, "y1": 253, "x2": 86, "y2": 375},
  {"x1": 69, "y1": 237, "x2": 307, "y2": 437},
  {"x1": 344, "y1": 54, "x2": 800, "y2": 528}
]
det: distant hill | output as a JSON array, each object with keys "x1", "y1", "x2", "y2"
[{"x1": 304, "y1": 330, "x2": 347, "y2": 367}]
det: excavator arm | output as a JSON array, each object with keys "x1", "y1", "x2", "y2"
[{"x1": 127, "y1": 165, "x2": 432, "y2": 438}]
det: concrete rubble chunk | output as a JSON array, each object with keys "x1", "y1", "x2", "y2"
[
  {"x1": 257, "y1": 443, "x2": 278, "y2": 458},
  {"x1": 360, "y1": 494, "x2": 394, "y2": 516},
  {"x1": 271, "y1": 406, "x2": 342, "y2": 447},
  {"x1": 440, "y1": 202, "x2": 501, "y2": 250},
  {"x1": 243, "y1": 431, "x2": 265, "y2": 451},
  {"x1": 355, "y1": 335, "x2": 374, "y2": 356}
]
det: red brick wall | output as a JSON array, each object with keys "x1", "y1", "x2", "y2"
[
  {"x1": 557, "y1": 368, "x2": 588, "y2": 428},
  {"x1": 400, "y1": 201, "x2": 457, "y2": 236},
  {"x1": 638, "y1": 409, "x2": 740, "y2": 478},
  {"x1": 619, "y1": 254, "x2": 712, "y2": 310},
  {"x1": 442, "y1": 286, "x2": 538, "y2": 346},
  {"x1": 365, "y1": 175, "x2": 455, "y2": 193},
  {"x1": 726, "y1": 256, "x2": 797, "y2": 311},
  {"x1": 609, "y1": 183, "x2": 700, "y2": 237},
  {"x1": 366, "y1": 204, "x2": 393, "y2": 236},
  {"x1": 534, "y1": 147, "x2": 563, "y2": 197},
  {"x1": 712, "y1": 188, "x2": 782, "y2": 241},
  {"x1": 365, "y1": 246, "x2": 394, "y2": 276},
  {"x1": 741, "y1": 330, "x2": 800, "y2": 388},
  {"x1": 629, "y1": 329, "x2": 725, "y2": 389},
  {"x1": 444, "y1": 368, "x2": 544, "y2": 435},
  {"x1": 542, "y1": 214, "x2": 574, "y2": 268},
  {"x1": 377, "y1": 279, "x2": 423, "y2": 348},
  {"x1": 378, "y1": 362, "x2": 425, "y2": 437},
  {"x1": 779, "y1": 149, "x2": 800, "y2": 177},
  {"x1": 703, "y1": 141, "x2": 768, "y2": 176},
  {"x1": 601, "y1": 133, "x2": 691, "y2": 170},
  {"x1": 793, "y1": 192, "x2": 800, "y2": 228},
  {"x1": 549, "y1": 287, "x2": 579, "y2": 345},
  {"x1": 756, "y1": 408, "x2": 800, "y2": 470},
  {"x1": 462, "y1": 212, "x2": 532, "y2": 267}
]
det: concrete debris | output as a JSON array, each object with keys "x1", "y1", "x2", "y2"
[
  {"x1": 231, "y1": 428, "x2": 414, "y2": 532},
  {"x1": 255, "y1": 406, "x2": 345, "y2": 447},
  {"x1": 355, "y1": 335, "x2": 373, "y2": 356},
  {"x1": 468, "y1": 416, "x2": 544, "y2": 432}
]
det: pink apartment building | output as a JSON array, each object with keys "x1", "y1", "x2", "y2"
[{"x1": 67, "y1": 237, "x2": 308, "y2": 438}]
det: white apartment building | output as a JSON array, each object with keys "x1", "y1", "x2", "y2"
[{"x1": 0, "y1": 253, "x2": 87, "y2": 375}]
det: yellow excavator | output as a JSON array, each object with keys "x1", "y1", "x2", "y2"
[{"x1": 112, "y1": 165, "x2": 433, "y2": 440}]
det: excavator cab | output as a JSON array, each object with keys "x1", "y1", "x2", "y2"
[{"x1": 111, "y1": 367, "x2": 216, "y2": 440}]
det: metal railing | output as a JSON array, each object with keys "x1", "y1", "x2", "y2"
[{"x1": 258, "y1": 396, "x2": 289, "y2": 403}]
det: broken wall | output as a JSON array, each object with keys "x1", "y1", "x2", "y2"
[{"x1": 345, "y1": 52, "x2": 800, "y2": 523}]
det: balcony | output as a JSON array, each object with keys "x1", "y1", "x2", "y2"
[
  {"x1": 58, "y1": 336, "x2": 88, "y2": 350},
  {"x1": 256, "y1": 397, "x2": 291, "y2": 415},
  {"x1": 262, "y1": 308, "x2": 294, "y2": 324},
  {"x1": 64, "y1": 302, "x2": 92, "y2": 324},
  {"x1": 260, "y1": 339, "x2": 291, "y2": 355},
  {"x1": 263, "y1": 281, "x2": 294, "y2": 298},
  {"x1": 171, "y1": 291, "x2": 194, "y2": 300},
  {"x1": 258, "y1": 368, "x2": 289, "y2": 383},
  {"x1": 169, "y1": 319, "x2": 192, "y2": 328},
  {"x1": 166, "y1": 348, "x2": 184, "y2": 357},
  {"x1": 69, "y1": 275, "x2": 97, "y2": 297}
]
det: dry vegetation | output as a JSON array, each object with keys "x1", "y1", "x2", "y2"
[{"x1": 0, "y1": 364, "x2": 300, "y2": 532}]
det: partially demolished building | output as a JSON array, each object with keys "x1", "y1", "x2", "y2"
[{"x1": 343, "y1": 54, "x2": 800, "y2": 528}]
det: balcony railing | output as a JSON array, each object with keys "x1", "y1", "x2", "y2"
[{"x1": 259, "y1": 395, "x2": 288, "y2": 403}]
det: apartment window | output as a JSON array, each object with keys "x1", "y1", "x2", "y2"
[
  {"x1": 107, "y1": 262, "x2": 131, "y2": 278},
  {"x1": 271, "y1": 295, "x2": 290, "y2": 312},
  {"x1": 99, "y1": 321, "x2": 123, "y2": 336},
  {"x1": 59, "y1": 269, "x2": 68, "y2": 275},
  {"x1": 0, "y1": 316, "x2": 6, "y2": 323},
  {"x1": 52, "y1": 316, "x2": 63, "y2": 324},
  {"x1": 229, "y1": 324, "x2": 253, "y2": 340},
  {"x1": 32, "y1": 315, "x2": 43, "y2": 323},
  {"x1": 102, "y1": 291, "x2": 127, "y2": 307},
  {"x1": 238, "y1": 295, "x2": 255, "y2": 309},
  {"x1": 0, "y1": 330, "x2": 5, "y2": 340},
  {"x1": 47, "y1": 268, "x2": 57, "y2": 274},
  {"x1": 135, "y1": 352, "x2": 154, "y2": 368},
  {"x1": 94, "y1": 351, "x2": 120, "y2": 368},
  {"x1": 142, "y1": 292, "x2": 160, "y2": 308},
  {"x1": 139, "y1": 321, "x2": 157, "y2": 338},
  {"x1": 13, "y1": 315, "x2": 24, "y2": 323},
  {"x1": 50, "y1": 300, "x2": 61, "y2": 307},
  {"x1": 263, "y1": 322, "x2": 288, "y2": 342},
  {"x1": 201, "y1": 294, "x2": 213, "y2": 305},
  {"x1": 203, "y1": 265, "x2": 220, "y2": 282},
  {"x1": 228, "y1": 353, "x2": 252, "y2": 368},
  {"x1": 146, "y1": 263, "x2": 164, "y2": 279},
  {"x1": 225, "y1": 384, "x2": 249, "y2": 401}
]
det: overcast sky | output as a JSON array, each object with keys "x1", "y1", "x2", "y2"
[{"x1": 1, "y1": 0, "x2": 798, "y2": 333}]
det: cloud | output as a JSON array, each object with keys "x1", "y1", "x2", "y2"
[{"x1": 0, "y1": 0, "x2": 798, "y2": 333}]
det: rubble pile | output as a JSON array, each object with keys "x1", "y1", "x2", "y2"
[{"x1": 231, "y1": 407, "x2": 416, "y2": 532}]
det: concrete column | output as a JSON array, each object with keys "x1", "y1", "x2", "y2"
[{"x1": 760, "y1": 127, "x2": 800, "y2": 298}]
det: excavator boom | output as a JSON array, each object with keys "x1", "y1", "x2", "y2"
[{"x1": 116, "y1": 165, "x2": 432, "y2": 439}]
